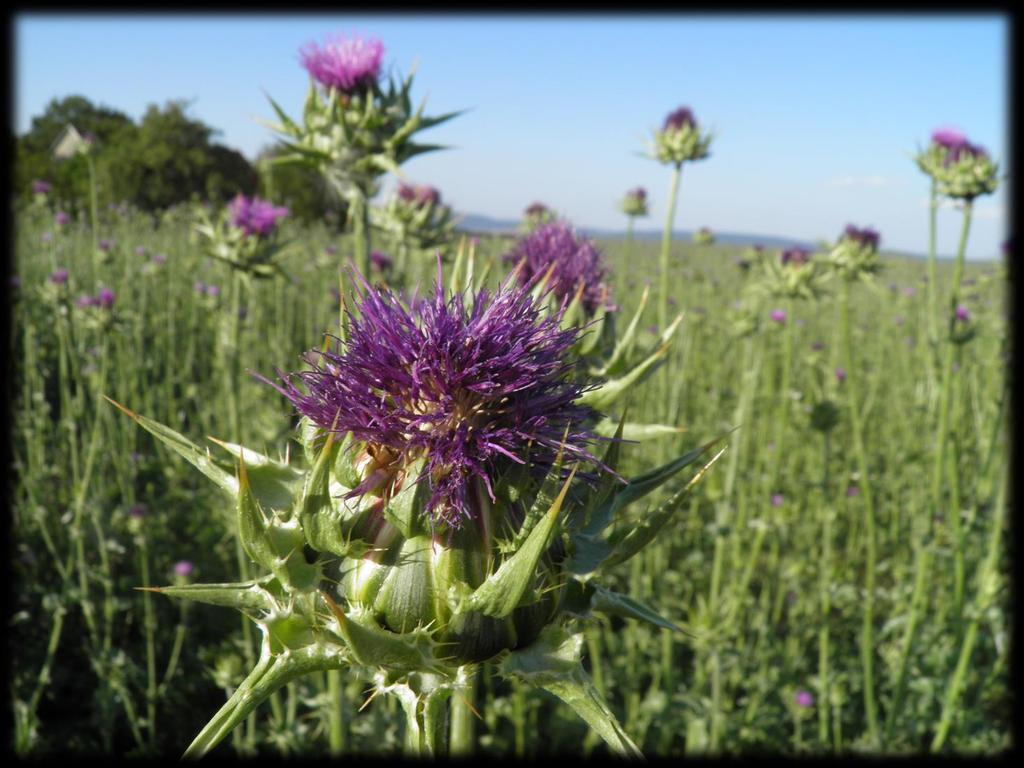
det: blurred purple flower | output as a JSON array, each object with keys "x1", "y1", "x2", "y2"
[
  {"x1": 325, "y1": 244, "x2": 339, "y2": 256},
  {"x1": 228, "y1": 194, "x2": 289, "y2": 239},
  {"x1": 32, "y1": 179, "x2": 52, "y2": 195},
  {"x1": 370, "y1": 249, "x2": 393, "y2": 272},
  {"x1": 955, "y1": 305, "x2": 971, "y2": 323},
  {"x1": 49, "y1": 268, "x2": 69, "y2": 285},
  {"x1": 193, "y1": 281, "x2": 206, "y2": 294},
  {"x1": 835, "y1": 367, "x2": 846, "y2": 383},
  {"x1": 843, "y1": 224, "x2": 880, "y2": 251},
  {"x1": 152, "y1": 253, "x2": 167, "y2": 265},
  {"x1": 129, "y1": 503, "x2": 148, "y2": 519},
  {"x1": 75, "y1": 294, "x2": 98, "y2": 308},
  {"x1": 174, "y1": 560, "x2": 195, "y2": 577},
  {"x1": 206, "y1": 284, "x2": 221, "y2": 299},
  {"x1": 770, "y1": 309, "x2": 787, "y2": 324},
  {"x1": 503, "y1": 221, "x2": 613, "y2": 315},
  {"x1": 300, "y1": 33, "x2": 384, "y2": 93},
  {"x1": 134, "y1": 246, "x2": 148, "y2": 257},
  {"x1": 525, "y1": 202, "x2": 550, "y2": 218},
  {"x1": 663, "y1": 106, "x2": 696, "y2": 131},
  {"x1": 781, "y1": 247, "x2": 811, "y2": 267},
  {"x1": 41, "y1": 232, "x2": 53, "y2": 244},
  {"x1": 55, "y1": 211, "x2": 70, "y2": 227},
  {"x1": 795, "y1": 691, "x2": 814, "y2": 708},
  {"x1": 771, "y1": 493, "x2": 784, "y2": 508},
  {"x1": 98, "y1": 287, "x2": 115, "y2": 309},
  {"x1": 98, "y1": 239, "x2": 113, "y2": 253},
  {"x1": 846, "y1": 485, "x2": 860, "y2": 498},
  {"x1": 902, "y1": 286, "x2": 917, "y2": 298}
]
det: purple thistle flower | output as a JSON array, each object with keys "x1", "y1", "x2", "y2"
[
  {"x1": 525, "y1": 202, "x2": 550, "y2": 218},
  {"x1": 49, "y1": 268, "x2": 69, "y2": 285},
  {"x1": 663, "y1": 106, "x2": 696, "y2": 131},
  {"x1": 206, "y1": 284, "x2": 221, "y2": 299},
  {"x1": 781, "y1": 247, "x2": 811, "y2": 267},
  {"x1": 931, "y1": 127, "x2": 968, "y2": 151},
  {"x1": 795, "y1": 690, "x2": 814, "y2": 708},
  {"x1": 152, "y1": 253, "x2": 167, "y2": 265},
  {"x1": 770, "y1": 309, "x2": 787, "y2": 324},
  {"x1": 261, "y1": 267, "x2": 601, "y2": 528},
  {"x1": 414, "y1": 185, "x2": 441, "y2": 207},
  {"x1": 846, "y1": 485, "x2": 860, "y2": 498},
  {"x1": 98, "y1": 287, "x2": 115, "y2": 309},
  {"x1": 835, "y1": 367, "x2": 847, "y2": 383},
  {"x1": 129, "y1": 503, "x2": 148, "y2": 519},
  {"x1": 32, "y1": 179, "x2": 52, "y2": 195},
  {"x1": 502, "y1": 221, "x2": 613, "y2": 315},
  {"x1": 370, "y1": 249, "x2": 393, "y2": 272},
  {"x1": 843, "y1": 224, "x2": 880, "y2": 251},
  {"x1": 228, "y1": 194, "x2": 289, "y2": 239},
  {"x1": 628, "y1": 187, "x2": 647, "y2": 201},
  {"x1": 98, "y1": 239, "x2": 114, "y2": 252},
  {"x1": 397, "y1": 182, "x2": 418, "y2": 202},
  {"x1": 771, "y1": 493, "x2": 784, "y2": 508},
  {"x1": 955, "y1": 304, "x2": 970, "y2": 323},
  {"x1": 902, "y1": 286, "x2": 917, "y2": 298},
  {"x1": 75, "y1": 294, "x2": 98, "y2": 308},
  {"x1": 173, "y1": 560, "x2": 195, "y2": 577},
  {"x1": 134, "y1": 246, "x2": 148, "y2": 257},
  {"x1": 300, "y1": 33, "x2": 384, "y2": 93},
  {"x1": 55, "y1": 211, "x2": 70, "y2": 227},
  {"x1": 193, "y1": 281, "x2": 206, "y2": 295}
]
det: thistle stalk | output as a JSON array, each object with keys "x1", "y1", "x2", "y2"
[
  {"x1": 839, "y1": 279, "x2": 880, "y2": 747},
  {"x1": 349, "y1": 190, "x2": 371, "y2": 277},
  {"x1": 658, "y1": 163, "x2": 682, "y2": 330}
]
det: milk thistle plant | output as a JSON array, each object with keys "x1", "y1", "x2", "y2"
[
  {"x1": 645, "y1": 106, "x2": 713, "y2": 329},
  {"x1": 693, "y1": 227, "x2": 715, "y2": 246},
  {"x1": 371, "y1": 182, "x2": 457, "y2": 277},
  {"x1": 113, "y1": 263, "x2": 722, "y2": 757},
  {"x1": 502, "y1": 221, "x2": 685, "y2": 440},
  {"x1": 520, "y1": 202, "x2": 556, "y2": 233},
  {"x1": 263, "y1": 33, "x2": 461, "y2": 275},
  {"x1": 619, "y1": 187, "x2": 648, "y2": 245}
]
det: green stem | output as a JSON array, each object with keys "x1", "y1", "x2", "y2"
[
  {"x1": 839, "y1": 280, "x2": 880, "y2": 748},
  {"x1": 658, "y1": 163, "x2": 683, "y2": 331},
  {"x1": 449, "y1": 666, "x2": 477, "y2": 756},
  {"x1": 350, "y1": 191, "x2": 371, "y2": 277},
  {"x1": 327, "y1": 668, "x2": 345, "y2": 755}
]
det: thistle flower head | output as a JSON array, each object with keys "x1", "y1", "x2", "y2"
[
  {"x1": 98, "y1": 287, "x2": 115, "y2": 309},
  {"x1": 526, "y1": 202, "x2": 550, "y2": 217},
  {"x1": 370, "y1": 249, "x2": 393, "y2": 272},
  {"x1": 300, "y1": 33, "x2": 384, "y2": 93},
  {"x1": 55, "y1": 211, "x2": 70, "y2": 227},
  {"x1": 31, "y1": 179, "x2": 52, "y2": 195},
  {"x1": 173, "y1": 560, "x2": 195, "y2": 577},
  {"x1": 503, "y1": 221, "x2": 613, "y2": 316},
  {"x1": 770, "y1": 309, "x2": 787, "y2": 324},
  {"x1": 49, "y1": 268, "x2": 69, "y2": 285},
  {"x1": 267, "y1": 267, "x2": 599, "y2": 528},
  {"x1": 781, "y1": 247, "x2": 811, "y2": 267},
  {"x1": 620, "y1": 187, "x2": 648, "y2": 217},
  {"x1": 663, "y1": 106, "x2": 696, "y2": 132},
  {"x1": 955, "y1": 304, "x2": 971, "y2": 323},
  {"x1": 842, "y1": 225, "x2": 880, "y2": 251},
  {"x1": 228, "y1": 194, "x2": 289, "y2": 239}
]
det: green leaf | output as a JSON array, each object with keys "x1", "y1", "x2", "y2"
[
  {"x1": 590, "y1": 585, "x2": 683, "y2": 632},
  {"x1": 210, "y1": 438, "x2": 301, "y2": 511},
  {"x1": 462, "y1": 467, "x2": 576, "y2": 619},
  {"x1": 499, "y1": 626, "x2": 642, "y2": 758},
  {"x1": 598, "y1": 286, "x2": 650, "y2": 376},
  {"x1": 105, "y1": 398, "x2": 235, "y2": 496},
  {"x1": 139, "y1": 579, "x2": 276, "y2": 616},
  {"x1": 576, "y1": 341, "x2": 668, "y2": 410},
  {"x1": 594, "y1": 418, "x2": 685, "y2": 442}
]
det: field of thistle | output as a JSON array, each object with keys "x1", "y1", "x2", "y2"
[{"x1": 10, "y1": 32, "x2": 1009, "y2": 759}]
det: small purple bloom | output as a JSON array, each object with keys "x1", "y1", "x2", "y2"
[
  {"x1": 503, "y1": 221, "x2": 613, "y2": 316},
  {"x1": 663, "y1": 106, "x2": 696, "y2": 131},
  {"x1": 173, "y1": 560, "x2": 195, "y2": 577},
  {"x1": 300, "y1": 33, "x2": 384, "y2": 93},
  {"x1": 370, "y1": 249, "x2": 393, "y2": 272},
  {"x1": 193, "y1": 281, "x2": 206, "y2": 294},
  {"x1": 55, "y1": 211, "x2": 70, "y2": 227},
  {"x1": 835, "y1": 367, "x2": 846, "y2": 383},
  {"x1": 98, "y1": 287, "x2": 115, "y2": 309},
  {"x1": 769, "y1": 309, "x2": 787, "y2": 324},
  {"x1": 261, "y1": 266, "x2": 602, "y2": 528},
  {"x1": 49, "y1": 268, "x2": 69, "y2": 285},
  {"x1": 846, "y1": 485, "x2": 860, "y2": 498},
  {"x1": 810, "y1": 341, "x2": 825, "y2": 352},
  {"x1": 781, "y1": 247, "x2": 811, "y2": 267},
  {"x1": 152, "y1": 253, "x2": 167, "y2": 265},
  {"x1": 206, "y1": 284, "x2": 221, "y2": 299},
  {"x1": 98, "y1": 239, "x2": 113, "y2": 252},
  {"x1": 228, "y1": 194, "x2": 289, "y2": 239},
  {"x1": 902, "y1": 286, "x2": 917, "y2": 298},
  {"x1": 32, "y1": 179, "x2": 52, "y2": 195},
  {"x1": 628, "y1": 187, "x2": 646, "y2": 201},
  {"x1": 134, "y1": 246, "x2": 148, "y2": 257},
  {"x1": 771, "y1": 494, "x2": 784, "y2": 508},
  {"x1": 795, "y1": 691, "x2": 814, "y2": 708},
  {"x1": 129, "y1": 503, "x2": 148, "y2": 519},
  {"x1": 843, "y1": 225, "x2": 880, "y2": 251},
  {"x1": 415, "y1": 185, "x2": 441, "y2": 207},
  {"x1": 955, "y1": 305, "x2": 970, "y2": 323},
  {"x1": 325, "y1": 245, "x2": 339, "y2": 256},
  {"x1": 525, "y1": 202, "x2": 550, "y2": 218}
]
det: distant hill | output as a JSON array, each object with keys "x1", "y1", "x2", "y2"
[
  {"x1": 452, "y1": 211, "x2": 980, "y2": 262},
  {"x1": 454, "y1": 211, "x2": 817, "y2": 252}
]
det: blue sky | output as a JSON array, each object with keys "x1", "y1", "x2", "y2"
[{"x1": 15, "y1": 13, "x2": 1009, "y2": 259}]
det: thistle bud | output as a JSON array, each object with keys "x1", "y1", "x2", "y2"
[{"x1": 650, "y1": 105, "x2": 713, "y2": 166}]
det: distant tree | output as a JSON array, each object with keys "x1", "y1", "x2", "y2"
[
  {"x1": 14, "y1": 95, "x2": 258, "y2": 212},
  {"x1": 106, "y1": 100, "x2": 257, "y2": 211},
  {"x1": 13, "y1": 95, "x2": 136, "y2": 209}
]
